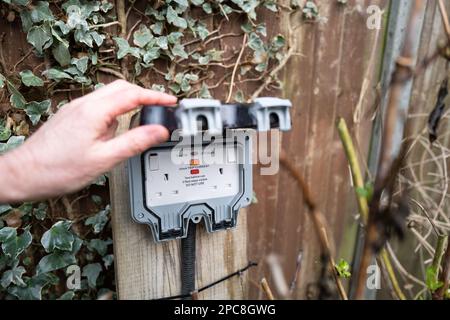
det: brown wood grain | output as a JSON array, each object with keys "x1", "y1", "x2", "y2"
[{"x1": 247, "y1": 0, "x2": 388, "y2": 299}]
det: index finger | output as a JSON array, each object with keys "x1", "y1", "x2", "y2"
[{"x1": 89, "y1": 80, "x2": 177, "y2": 118}]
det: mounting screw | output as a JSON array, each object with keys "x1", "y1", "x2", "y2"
[{"x1": 138, "y1": 213, "x2": 144, "y2": 219}]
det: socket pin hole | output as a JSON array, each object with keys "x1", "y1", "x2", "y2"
[
  {"x1": 164, "y1": 173, "x2": 169, "y2": 181},
  {"x1": 196, "y1": 115, "x2": 209, "y2": 131},
  {"x1": 269, "y1": 113, "x2": 280, "y2": 128}
]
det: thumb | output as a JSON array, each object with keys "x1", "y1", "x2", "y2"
[{"x1": 104, "y1": 125, "x2": 169, "y2": 161}]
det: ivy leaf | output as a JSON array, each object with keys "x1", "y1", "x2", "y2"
[
  {"x1": 36, "y1": 251, "x2": 77, "y2": 274},
  {"x1": 113, "y1": 37, "x2": 137, "y2": 59},
  {"x1": 54, "y1": 21, "x2": 71, "y2": 35},
  {"x1": 235, "y1": 90, "x2": 245, "y2": 103},
  {"x1": 167, "y1": 32, "x2": 183, "y2": 44},
  {"x1": 27, "y1": 24, "x2": 53, "y2": 54},
  {"x1": 90, "y1": 31, "x2": 105, "y2": 46},
  {"x1": 0, "y1": 136, "x2": 25, "y2": 155},
  {"x1": 0, "y1": 204, "x2": 12, "y2": 215},
  {"x1": 92, "y1": 174, "x2": 107, "y2": 186},
  {"x1": 52, "y1": 40, "x2": 71, "y2": 66},
  {"x1": 199, "y1": 83, "x2": 212, "y2": 98},
  {"x1": 33, "y1": 203, "x2": 47, "y2": 221},
  {"x1": 66, "y1": 5, "x2": 89, "y2": 30},
  {"x1": 202, "y1": 2, "x2": 212, "y2": 14},
  {"x1": 133, "y1": 25, "x2": 153, "y2": 48},
  {"x1": 150, "y1": 84, "x2": 165, "y2": 92},
  {"x1": 25, "y1": 100, "x2": 51, "y2": 125},
  {"x1": 41, "y1": 220, "x2": 75, "y2": 253},
  {"x1": 71, "y1": 56, "x2": 89, "y2": 74},
  {"x1": 142, "y1": 47, "x2": 160, "y2": 64},
  {"x1": 102, "y1": 254, "x2": 114, "y2": 269},
  {"x1": 113, "y1": 37, "x2": 129, "y2": 59},
  {"x1": 74, "y1": 29, "x2": 93, "y2": 47},
  {"x1": 1, "y1": 227, "x2": 32, "y2": 259},
  {"x1": 270, "y1": 35, "x2": 286, "y2": 52},
  {"x1": 256, "y1": 23, "x2": 267, "y2": 37},
  {"x1": 156, "y1": 36, "x2": 168, "y2": 50},
  {"x1": 87, "y1": 238, "x2": 112, "y2": 256},
  {"x1": 195, "y1": 23, "x2": 209, "y2": 41},
  {"x1": 169, "y1": 83, "x2": 180, "y2": 94},
  {"x1": 172, "y1": 44, "x2": 188, "y2": 59},
  {"x1": 4, "y1": 0, "x2": 30, "y2": 6},
  {"x1": 19, "y1": 70, "x2": 44, "y2": 87},
  {"x1": 248, "y1": 32, "x2": 264, "y2": 51},
  {"x1": 166, "y1": 6, "x2": 187, "y2": 29},
  {"x1": 7, "y1": 81, "x2": 27, "y2": 109},
  {"x1": 1, "y1": 263, "x2": 26, "y2": 288},
  {"x1": 0, "y1": 120, "x2": 11, "y2": 141},
  {"x1": 57, "y1": 291, "x2": 75, "y2": 300},
  {"x1": 29, "y1": 1, "x2": 55, "y2": 22},
  {"x1": 0, "y1": 227, "x2": 16, "y2": 243},
  {"x1": 263, "y1": 0, "x2": 278, "y2": 12},
  {"x1": 0, "y1": 73, "x2": 5, "y2": 88},
  {"x1": 85, "y1": 205, "x2": 110, "y2": 234},
  {"x1": 8, "y1": 272, "x2": 59, "y2": 300},
  {"x1": 43, "y1": 68, "x2": 73, "y2": 81},
  {"x1": 100, "y1": 0, "x2": 114, "y2": 13},
  {"x1": 150, "y1": 22, "x2": 163, "y2": 35},
  {"x1": 82, "y1": 263, "x2": 102, "y2": 289},
  {"x1": 191, "y1": 0, "x2": 204, "y2": 5},
  {"x1": 174, "y1": 0, "x2": 189, "y2": 6}
]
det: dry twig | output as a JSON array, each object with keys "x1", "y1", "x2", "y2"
[
  {"x1": 280, "y1": 151, "x2": 348, "y2": 300},
  {"x1": 354, "y1": 0, "x2": 426, "y2": 300}
]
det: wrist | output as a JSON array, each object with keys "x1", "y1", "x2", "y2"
[{"x1": 0, "y1": 148, "x2": 32, "y2": 203}]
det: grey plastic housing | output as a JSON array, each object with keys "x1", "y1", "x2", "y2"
[
  {"x1": 127, "y1": 130, "x2": 253, "y2": 242},
  {"x1": 173, "y1": 97, "x2": 292, "y2": 136},
  {"x1": 252, "y1": 97, "x2": 292, "y2": 132},
  {"x1": 127, "y1": 97, "x2": 292, "y2": 243},
  {"x1": 176, "y1": 99, "x2": 223, "y2": 136}
]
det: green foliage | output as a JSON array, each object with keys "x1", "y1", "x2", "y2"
[
  {"x1": 82, "y1": 263, "x2": 102, "y2": 288},
  {"x1": 303, "y1": 1, "x2": 319, "y2": 20},
  {"x1": 19, "y1": 70, "x2": 44, "y2": 87},
  {"x1": 41, "y1": 221, "x2": 75, "y2": 253},
  {"x1": 356, "y1": 182, "x2": 374, "y2": 201},
  {"x1": 0, "y1": 136, "x2": 25, "y2": 154},
  {"x1": 335, "y1": 259, "x2": 351, "y2": 279},
  {"x1": 85, "y1": 205, "x2": 110, "y2": 234},
  {"x1": 426, "y1": 266, "x2": 443, "y2": 293}
]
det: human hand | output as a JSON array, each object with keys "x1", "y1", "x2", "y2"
[{"x1": 0, "y1": 80, "x2": 177, "y2": 203}]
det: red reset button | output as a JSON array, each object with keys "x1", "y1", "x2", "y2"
[{"x1": 190, "y1": 169, "x2": 200, "y2": 175}]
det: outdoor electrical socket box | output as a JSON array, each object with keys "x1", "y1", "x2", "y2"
[{"x1": 128, "y1": 98, "x2": 292, "y2": 243}]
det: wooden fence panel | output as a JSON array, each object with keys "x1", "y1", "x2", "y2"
[{"x1": 247, "y1": 0, "x2": 388, "y2": 299}]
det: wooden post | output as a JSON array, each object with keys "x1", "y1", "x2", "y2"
[
  {"x1": 109, "y1": 0, "x2": 255, "y2": 300},
  {"x1": 110, "y1": 166, "x2": 248, "y2": 299},
  {"x1": 109, "y1": 117, "x2": 249, "y2": 300}
]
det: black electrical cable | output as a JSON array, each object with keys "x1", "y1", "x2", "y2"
[
  {"x1": 158, "y1": 261, "x2": 258, "y2": 300},
  {"x1": 180, "y1": 222, "x2": 196, "y2": 300}
]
